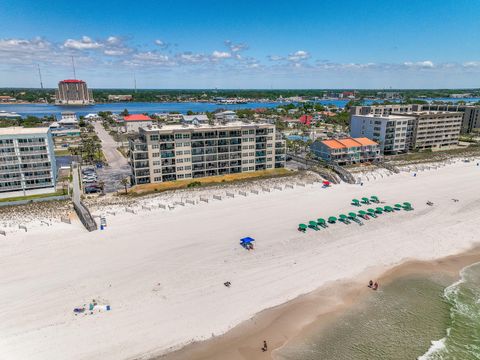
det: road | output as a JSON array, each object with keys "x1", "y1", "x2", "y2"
[{"x1": 93, "y1": 122, "x2": 132, "y2": 193}]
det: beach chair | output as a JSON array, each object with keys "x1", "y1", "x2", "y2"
[
  {"x1": 328, "y1": 216, "x2": 337, "y2": 224},
  {"x1": 308, "y1": 221, "x2": 319, "y2": 230},
  {"x1": 317, "y1": 218, "x2": 328, "y2": 228},
  {"x1": 298, "y1": 223, "x2": 307, "y2": 232},
  {"x1": 351, "y1": 199, "x2": 361, "y2": 207}
]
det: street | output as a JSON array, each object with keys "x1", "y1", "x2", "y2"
[{"x1": 93, "y1": 121, "x2": 131, "y2": 193}]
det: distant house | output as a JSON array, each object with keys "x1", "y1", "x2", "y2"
[
  {"x1": 108, "y1": 94, "x2": 133, "y2": 101},
  {"x1": 0, "y1": 96, "x2": 16, "y2": 102},
  {"x1": 181, "y1": 114, "x2": 209, "y2": 124},
  {"x1": 310, "y1": 137, "x2": 381, "y2": 165},
  {"x1": 299, "y1": 115, "x2": 313, "y2": 126},
  {"x1": 214, "y1": 111, "x2": 238, "y2": 122},
  {"x1": 123, "y1": 114, "x2": 153, "y2": 133}
]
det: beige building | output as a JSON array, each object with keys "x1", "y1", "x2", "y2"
[
  {"x1": 55, "y1": 79, "x2": 94, "y2": 105},
  {"x1": 350, "y1": 111, "x2": 462, "y2": 154},
  {"x1": 129, "y1": 121, "x2": 286, "y2": 185},
  {"x1": 350, "y1": 104, "x2": 480, "y2": 134}
]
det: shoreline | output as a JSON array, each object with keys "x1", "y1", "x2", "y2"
[{"x1": 159, "y1": 247, "x2": 480, "y2": 360}]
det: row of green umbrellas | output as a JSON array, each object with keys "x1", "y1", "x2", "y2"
[
  {"x1": 298, "y1": 202, "x2": 413, "y2": 231},
  {"x1": 352, "y1": 195, "x2": 379, "y2": 206}
]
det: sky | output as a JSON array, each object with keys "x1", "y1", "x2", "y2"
[{"x1": 1, "y1": 0, "x2": 480, "y2": 89}]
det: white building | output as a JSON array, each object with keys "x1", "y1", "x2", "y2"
[
  {"x1": 181, "y1": 114, "x2": 209, "y2": 124},
  {"x1": 214, "y1": 111, "x2": 238, "y2": 122},
  {"x1": 0, "y1": 127, "x2": 57, "y2": 197},
  {"x1": 351, "y1": 111, "x2": 463, "y2": 154},
  {"x1": 124, "y1": 114, "x2": 153, "y2": 133}
]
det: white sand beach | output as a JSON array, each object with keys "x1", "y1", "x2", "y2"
[{"x1": 1, "y1": 160, "x2": 480, "y2": 360}]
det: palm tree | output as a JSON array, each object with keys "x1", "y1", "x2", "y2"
[{"x1": 120, "y1": 177, "x2": 129, "y2": 194}]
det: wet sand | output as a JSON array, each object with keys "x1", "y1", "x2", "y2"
[{"x1": 159, "y1": 247, "x2": 480, "y2": 360}]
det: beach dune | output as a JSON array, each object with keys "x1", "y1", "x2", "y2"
[{"x1": 0, "y1": 161, "x2": 479, "y2": 360}]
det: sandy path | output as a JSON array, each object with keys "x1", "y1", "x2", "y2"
[{"x1": 0, "y1": 161, "x2": 479, "y2": 360}]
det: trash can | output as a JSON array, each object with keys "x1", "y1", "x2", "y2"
[
  {"x1": 100, "y1": 225, "x2": 104, "y2": 230},
  {"x1": 106, "y1": 305, "x2": 111, "y2": 311}
]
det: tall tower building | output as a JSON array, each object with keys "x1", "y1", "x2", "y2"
[{"x1": 55, "y1": 79, "x2": 94, "y2": 105}]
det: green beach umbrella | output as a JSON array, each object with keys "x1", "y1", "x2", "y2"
[
  {"x1": 394, "y1": 203, "x2": 402, "y2": 209},
  {"x1": 298, "y1": 223, "x2": 307, "y2": 229},
  {"x1": 367, "y1": 208, "x2": 376, "y2": 213},
  {"x1": 371, "y1": 195, "x2": 379, "y2": 201},
  {"x1": 375, "y1": 207, "x2": 384, "y2": 213},
  {"x1": 348, "y1": 212, "x2": 357, "y2": 218},
  {"x1": 328, "y1": 216, "x2": 337, "y2": 223},
  {"x1": 339, "y1": 214, "x2": 348, "y2": 219},
  {"x1": 317, "y1": 218, "x2": 326, "y2": 225},
  {"x1": 361, "y1": 197, "x2": 370, "y2": 203},
  {"x1": 384, "y1": 206, "x2": 393, "y2": 212},
  {"x1": 309, "y1": 220, "x2": 318, "y2": 227},
  {"x1": 403, "y1": 202, "x2": 412, "y2": 207},
  {"x1": 352, "y1": 199, "x2": 360, "y2": 205},
  {"x1": 358, "y1": 210, "x2": 368, "y2": 216}
]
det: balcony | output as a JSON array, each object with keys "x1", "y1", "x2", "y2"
[
  {"x1": 160, "y1": 151, "x2": 175, "y2": 158},
  {"x1": 134, "y1": 154, "x2": 148, "y2": 160},
  {"x1": 192, "y1": 148, "x2": 204, "y2": 156},
  {"x1": 161, "y1": 159, "x2": 176, "y2": 166},
  {"x1": 134, "y1": 161, "x2": 149, "y2": 169}
]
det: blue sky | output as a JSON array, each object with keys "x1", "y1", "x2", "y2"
[{"x1": 1, "y1": 0, "x2": 480, "y2": 88}]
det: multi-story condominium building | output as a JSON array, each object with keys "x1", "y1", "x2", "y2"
[
  {"x1": 0, "y1": 127, "x2": 57, "y2": 196},
  {"x1": 411, "y1": 111, "x2": 462, "y2": 150},
  {"x1": 351, "y1": 104, "x2": 480, "y2": 134},
  {"x1": 351, "y1": 111, "x2": 462, "y2": 154},
  {"x1": 351, "y1": 114, "x2": 416, "y2": 154},
  {"x1": 310, "y1": 137, "x2": 381, "y2": 165},
  {"x1": 55, "y1": 79, "x2": 94, "y2": 105},
  {"x1": 129, "y1": 121, "x2": 286, "y2": 185}
]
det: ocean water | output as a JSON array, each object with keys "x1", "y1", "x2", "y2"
[
  {"x1": 420, "y1": 262, "x2": 480, "y2": 360},
  {"x1": 277, "y1": 264, "x2": 480, "y2": 360}
]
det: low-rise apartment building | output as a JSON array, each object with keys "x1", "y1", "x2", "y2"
[
  {"x1": 0, "y1": 127, "x2": 57, "y2": 196},
  {"x1": 310, "y1": 137, "x2": 381, "y2": 165},
  {"x1": 350, "y1": 111, "x2": 462, "y2": 154},
  {"x1": 129, "y1": 121, "x2": 286, "y2": 185}
]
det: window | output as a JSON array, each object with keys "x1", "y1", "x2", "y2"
[
  {"x1": 249, "y1": 152, "x2": 254, "y2": 156},
  {"x1": 184, "y1": 173, "x2": 192, "y2": 178},
  {"x1": 150, "y1": 135, "x2": 159, "y2": 141},
  {"x1": 176, "y1": 151, "x2": 183, "y2": 156},
  {"x1": 267, "y1": 164, "x2": 273, "y2": 168},
  {"x1": 267, "y1": 144, "x2": 273, "y2": 148},
  {"x1": 152, "y1": 153, "x2": 160, "y2": 157},
  {"x1": 183, "y1": 134, "x2": 190, "y2": 139},
  {"x1": 267, "y1": 150, "x2": 272, "y2": 154},
  {"x1": 242, "y1": 130, "x2": 249, "y2": 135},
  {"x1": 177, "y1": 158, "x2": 184, "y2": 163},
  {"x1": 177, "y1": 166, "x2": 184, "y2": 171},
  {"x1": 174, "y1": 134, "x2": 182, "y2": 139},
  {"x1": 152, "y1": 144, "x2": 159, "y2": 149},
  {"x1": 242, "y1": 167, "x2": 249, "y2": 171},
  {"x1": 184, "y1": 142, "x2": 191, "y2": 146},
  {"x1": 267, "y1": 128, "x2": 274, "y2": 133},
  {"x1": 249, "y1": 159, "x2": 254, "y2": 163},
  {"x1": 177, "y1": 174, "x2": 185, "y2": 179},
  {"x1": 153, "y1": 161, "x2": 161, "y2": 166},
  {"x1": 249, "y1": 166, "x2": 254, "y2": 170},
  {"x1": 185, "y1": 166, "x2": 192, "y2": 170},
  {"x1": 154, "y1": 177, "x2": 161, "y2": 181},
  {"x1": 154, "y1": 169, "x2": 161, "y2": 173},
  {"x1": 249, "y1": 145, "x2": 254, "y2": 149},
  {"x1": 184, "y1": 150, "x2": 191, "y2": 155}
]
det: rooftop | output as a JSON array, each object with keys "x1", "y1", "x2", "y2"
[
  {"x1": 321, "y1": 137, "x2": 378, "y2": 149},
  {"x1": 124, "y1": 114, "x2": 153, "y2": 122},
  {"x1": 60, "y1": 79, "x2": 85, "y2": 83},
  {"x1": 0, "y1": 127, "x2": 50, "y2": 136},
  {"x1": 353, "y1": 114, "x2": 416, "y2": 120},
  {"x1": 140, "y1": 120, "x2": 273, "y2": 132}
]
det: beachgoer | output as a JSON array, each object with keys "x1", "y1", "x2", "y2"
[
  {"x1": 368, "y1": 280, "x2": 373, "y2": 288},
  {"x1": 262, "y1": 340, "x2": 268, "y2": 352},
  {"x1": 373, "y1": 282, "x2": 378, "y2": 290}
]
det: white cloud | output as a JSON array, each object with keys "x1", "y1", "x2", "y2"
[
  {"x1": 403, "y1": 60, "x2": 434, "y2": 68},
  {"x1": 64, "y1": 36, "x2": 103, "y2": 50},
  {"x1": 212, "y1": 50, "x2": 231, "y2": 59},
  {"x1": 288, "y1": 50, "x2": 310, "y2": 62}
]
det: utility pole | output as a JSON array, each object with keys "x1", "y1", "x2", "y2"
[
  {"x1": 133, "y1": 72, "x2": 137, "y2": 93},
  {"x1": 37, "y1": 64, "x2": 44, "y2": 89},
  {"x1": 71, "y1": 56, "x2": 77, "y2": 79}
]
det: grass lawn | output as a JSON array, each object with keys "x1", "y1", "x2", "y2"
[
  {"x1": 128, "y1": 168, "x2": 294, "y2": 196},
  {"x1": 0, "y1": 190, "x2": 68, "y2": 203},
  {"x1": 54, "y1": 149, "x2": 71, "y2": 156}
]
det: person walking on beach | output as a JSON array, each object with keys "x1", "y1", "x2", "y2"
[{"x1": 262, "y1": 340, "x2": 268, "y2": 352}]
